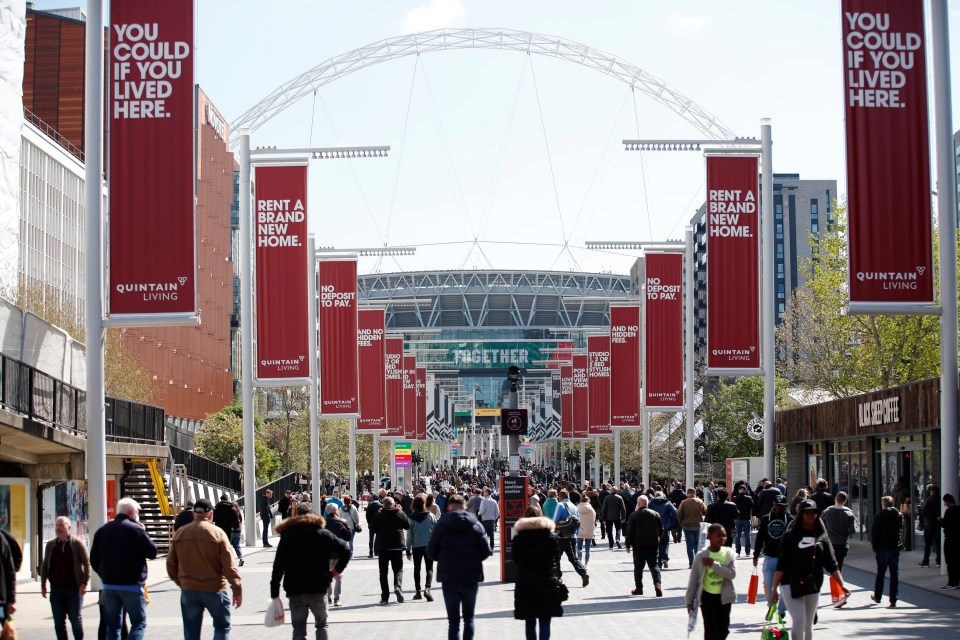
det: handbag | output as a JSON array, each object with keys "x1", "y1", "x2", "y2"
[
  {"x1": 0, "y1": 617, "x2": 16, "y2": 640},
  {"x1": 761, "y1": 603, "x2": 789, "y2": 640},
  {"x1": 551, "y1": 576, "x2": 570, "y2": 601},
  {"x1": 264, "y1": 597, "x2": 285, "y2": 628},
  {"x1": 747, "y1": 566, "x2": 760, "y2": 604}
]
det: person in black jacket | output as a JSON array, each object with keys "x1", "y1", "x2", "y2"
[
  {"x1": 919, "y1": 484, "x2": 942, "y2": 567},
  {"x1": 174, "y1": 501, "x2": 195, "y2": 532},
  {"x1": 732, "y1": 485, "x2": 755, "y2": 557},
  {"x1": 511, "y1": 508, "x2": 563, "y2": 640},
  {"x1": 270, "y1": 504, "x2": 351, "y2": 640},
  {"x1": 705, "y1": 490, "x2": 739, "y2": 548},
  {"x1": 278, "y1": 490, "x2": 294, "y2": 520},
  {"x1": 260, "y1": 489, "x2": 274, "y2": 547},
  {"x1": 941, "y1": 493, "x2": 960, "y2": 589},
  {"x1": 811, "y1": 479, "x2": 834, "y2": 514},
  {"x1": 753, "y1": 494, "x2": 792, "y2": 618},
  {"x1": 772, "y1": 500, "x2": 849, "y2": 640},
  {"x1": 365, "y1": 490, "x2": 385, "y2": 558},
  {"x1": 0, "y1": 528, "x2": 15, "y2": 628},
  {"x1": 90, "y1": 498, "x2": 158, "y2": 640},
  {"x1": 426, "y1": 493, "x2": 491, "y2": 640},
  {"x1": 624, "y1": 495, "x2": 664, "y2": 597},
  {"x1": 324, "y1": 504, "x2": 352, "y2": 607},
  {"x1": 870, "y1": 495, "x2": 903, "y2": 607},
  {"x1": 213, "y1": 494, "x2": 244, "y2": 566},
  {"x1": 370, "y1": 497, "x2": 410, "y2": 604}
]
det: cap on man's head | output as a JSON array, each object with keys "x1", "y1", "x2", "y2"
[
  {"x1": 773, "y1": 494, "x2": 787, "y2": 505},
  {"x1": 194, "y1": 498, "x2": 214, "y2": 514},
  {"x1": 799, "y1": 499, "x2": 819, "y2": 513}
]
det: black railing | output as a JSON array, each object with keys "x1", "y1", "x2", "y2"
[
  {"x1": 23, "y1": 107, "x2": 84, "y2": 162},
  {"x1": 0, "y1": 352, "x2": 164, "y2": 444},
  {"x1": 169, "y1": 445, "x2": 241, "y2": 491},
  {"x1": 235, "y1": 471, "x2": 306, "y2": 509}
]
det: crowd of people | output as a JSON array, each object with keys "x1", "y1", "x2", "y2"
[{"x1": 5, "y1": 463, "x2": 960, "y2": 640}]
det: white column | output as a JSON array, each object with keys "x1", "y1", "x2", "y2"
[
  {"x1": 685, "y1": 226, "x2": 696, "y2": 490},
  {"x1": 238, "y1": 130, "x2": 257, "y2": 545},
  {"x1": 641, "y1": 411, "x2": 650, "y2": 489},
  {"x1": 84, "y1": 0, "x2": 107, "y2": 588},
  {"x1": 348, "y1": 419, "x2": 357, "y2": 496},
  {"x1": 614, "y1": 428, "x2": 621, "y2": 488},
  {"x1": 761, "y1": 119, "x2": 776, "y2": 481},
  {"x1": 580, "y1": 441, "x2": 586, "y2": 487},
  {"x1": 307, "y1": 237, "x2": 320, "y2": 499},
  {"x1": 390, "y1": 439, "x2": 397, "y2": 489},
  {"x1": 594, "y1": 436, "x2": 601, "y2": 489}
]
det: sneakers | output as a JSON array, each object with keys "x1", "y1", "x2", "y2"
[
  {"x1": 334, "y1": 600, "x2": 343, "y2": 608},
  {"x1": 941, "y1": 584, "x2": 960, "y2": 590},
  {"x1": 918, "y1": 562, "x2": 930, "y2": 567},
  {"x1": 413, "y1": 591, "x2": 423, "y2": 600},
  {"x1": 888, "y1": 601, "x2": 897, "y2": 609},
  {"x1": 380, "y1": 597, "x2": 388, "y2": 605},
  {"x1": 582, "y1": 574, "x2": 590, "y2": 587},
  {"x1": 238, "y1": 558, "x2": 245, "y2": 567},
  {"x1": 424, "y1": 589, "x2": 434, "y2": 602},
  {"x1": 655, "y1": 584, "x2": 663, "y2": 597},
  {"x1": 631, "y1": 587, "x2": 643, "y2": 595},
  {"x1": 616, "y1": 541, "x2": 622, "y2": 549},
  {"x1": 368, "y1": 551, "x2": 374, "y2": 558},
  {"x1": 394, "y1": 587, "x2": 404, "y2": 603},
  {"x1": 662, "y1": 560, "x2": 669, "y2": 569}
]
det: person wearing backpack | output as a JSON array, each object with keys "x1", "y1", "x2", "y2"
[
  {"x1": 553, "y1": 490, "x2": 589, "y2": 588},
  {"x1": 648, "y1": 491, "x2": 678, "y2": 569}
]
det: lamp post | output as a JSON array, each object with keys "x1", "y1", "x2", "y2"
[{"x1": 507, "y1": 365, "x2": 521, "y2": 476}]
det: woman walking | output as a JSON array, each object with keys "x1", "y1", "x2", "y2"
[
  {"x1": 512, "y1": 506, "x2": 563, "y2": 640},
  {"x1": 772, "y1": 500, "x2": 850, "y2": 640},
  {"x1": 686, "y1": 524, "x2": 736, "y2": 640},
  {"x1": 576, "y1": 499, "x2": 596, "y2": 565},
  {"x1": 407, "y1": 494, "x2": 438, "y2": 601}
]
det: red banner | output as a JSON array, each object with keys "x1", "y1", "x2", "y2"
[
  {"x1": 706, "y1": 155, "x2": 760, "y2": 371},
  {"x1": 572, "y1": 353, "x2": 589, "y2": 439},
  {"x1": 384, "y1": 337, "x2": 404, "y2": 438},
  {"x1": 403, "y1": 356, "x2": 417, "y2": 440},
  {"x1": 318, "y1": 259, "x2": 359, "y2": 414},
  {"x1": 548, "y1": 341, "x2": 573, "y2": 369},
  {"x1": 253, "y1": 165, "x2": 309, "y2": 380},
  {"x1": 560, "y1": 364, "x2": 573, "y2": 439},
  {"x1": 416, "y1": 367, "x2": 427, "y2": 441},
  {"x1": 842, "y1": 1, "x2": 933, "y2": 304},
  {"x1": 108, "y1": 1, "x2": 195, "y2": 315},
  {"x1": 610, "y1": 305, "x2": 641, "y2": 425},
  {"x1": 587, "y1": 335, "x2": 612, "y2": 436},
  {"x1": 645, "y1": 253, "x2": 684, "y2": 408},
  {"x1": 357, "y1": 309, "x2": 386, "y2": 431}
]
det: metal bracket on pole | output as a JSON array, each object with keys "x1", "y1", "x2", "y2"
[
  {"x1": 102, "y1": 313, "x2": 201, "y2": 327},
  {"x1": 844, "y1": 303, "x2": 942, "y2": 317}
]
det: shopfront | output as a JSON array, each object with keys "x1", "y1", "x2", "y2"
[{"x1": 776, "y1": 378, "x2": 944, "y2": 550}]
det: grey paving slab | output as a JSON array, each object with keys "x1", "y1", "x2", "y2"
[{"x1": 11, "y1": 528, "x2": 960, "y2": 639}]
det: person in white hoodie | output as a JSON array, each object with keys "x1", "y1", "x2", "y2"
[{"x1": 576, "y1": 500, "x2": 597, "y2": 565}]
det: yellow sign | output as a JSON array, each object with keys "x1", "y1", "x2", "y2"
[{"x1": 475, "y1": 407, "x2": 502, "y2": 417}]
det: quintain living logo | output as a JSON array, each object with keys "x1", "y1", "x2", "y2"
[{"x1": 178, "y1": 276, "x2": 187, "y2": 285}]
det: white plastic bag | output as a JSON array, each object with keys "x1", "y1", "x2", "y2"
[{"x1": 264, "y1": 597, "x2": 285, "y2": 627}]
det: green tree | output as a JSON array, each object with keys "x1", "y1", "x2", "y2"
[
  {"x1": 195, "y1": 403, "x2": 281, "y2": 485},
  {"x1": 776, "y1": 206, "x2": 942, "y2": 396},
  {"x1": 700, "y1": 375, "x2": 796, "y2": 463}
]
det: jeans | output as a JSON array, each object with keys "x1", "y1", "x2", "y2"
[
  {"x1": 683, "y1": 528, "x2": 699, "y2": 566},
  {"x1": 261, "y1": 517, "x2": 272, "y2": 545},
  {"x1": 782, "y1": 584, "x2": 818, "y2": 640},
  {"x1": 761, "y1": 556, "x2": 786, "y2": 616},
  {"x1": 378, "y1": 550, "x2": 404, "y2": 599},
  {"x1": 524, "y1": 617, "x2": 551, "y2": 640},
  {"x1": 50, "y1": 585, "x2": 84, "y2": 640},
  {"x1": 734, "y1": 519, "x2": 752, "y2": 555},
  {"x1": 230, "y1": 531, "x2": 243, "y2": 559},
  {"x1": 874, "y1": 548, "x2": 900, "y2": 603},
  {"x1": 290, "y1": 593, "x2": 328, "y2": 640},
  {"x1": 441, "y1": 582, "x2": 479, "y2": 640},
  {"x1": 922, "y1": 524, "x2": 942, "y2": 565},
  {"x1": 327, "y1": 559, "x2": 342, "y2": 602},
  {"x1": 605, "y1": 520, "x2": 621, "y2": 548},
  {"x1": 558, "y1": 537, "x2": 587, "y2": 577},
  {"x1": 576, "y1": 537, "x2": 591, "y2": 563},
  {"x1": 369, "y1": 530, "x2": 376, "y2": 555},
  {"x1": 631, "y1": 546, "x2": 661, "y2": 588},
  {"x1": 181, "y1": 590, "x2": 231, "y2": 640},
  {"x1": 413, "y1": 547, "x2": 434, "y2": 591},
  {"x1": 699, "y1": 591, "x2": 731, "y2": 640},
  {"x1": 483, "y1": 520, "x2": 496, "y2": 551},
  {"x1": 102, "y1": 589, "x2": 147, "y2": 640},
  {"x1": 658, "y1": 531, "x2": 670, "y2": 565}
]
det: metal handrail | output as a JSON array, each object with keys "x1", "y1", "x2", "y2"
[{"x1": 169, "y1": 445, "x2": 241, "y2": 491}]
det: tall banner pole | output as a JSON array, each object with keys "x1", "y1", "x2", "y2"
[
  {"x1": 641, "y1": 411, "x2": 650, "y2": 489},
  {"x1": 83, "y1": 0, "x2": 106, "y2": 588},
  {"x1": 931, "y1": 0, "x2": 959, "y2": 535},
  {"x1": 640, "y1": 289, "x2": 649, "y2": 489},
  {"x1": 594, "y1": 436, "x2": 601, "y2": 489},
  {"x1": 308, "y1": 237, "x2": 320, "y2": 498},
  {"x1": 685, "y1": 226, "x2": 696, "y2": 489},
  {"x1": 761, "y1": 119, "x2": 776, "y2": 482},
  {"x1": 372, "y1": 435, "x2": 380, "y2": 489},
  {"x1": 580, "y1": 442, "x2": 586, "y2": 487},
  {"x1": 613, "y1": 428, "x2": 621, "y2": 487},
  {"x1": 390, "y1": 439, "x2": 397, "y2": 490},
  {"x1": 239, "y1": 130, "x2": 257, "y2": 544},
  {"x1": 349, "y1": 419, "x2": 357, "y2": 496}
]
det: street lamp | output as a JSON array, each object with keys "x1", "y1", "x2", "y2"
[{"x1": 507, "y1": 366, "x2": 521, "y2": 476}]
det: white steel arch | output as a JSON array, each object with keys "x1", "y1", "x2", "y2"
[{"x1": 229, "y1": 28, "x2": 737, "y2": 147}]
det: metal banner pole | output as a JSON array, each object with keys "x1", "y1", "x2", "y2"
[
  {"x1": 307, "y1": 237, "x2": 320, "y2": 499},
  {"x1": 83, "y1": 0, "x2": 106, "y2": 588},
  {"x1": 761, "y1": 119, "x2": 776, "y2": 481},
  {"x1": 239, "y1": 129, "x2": 257, "y2": 545},
  {"x1": 349, "y1": 419, "x2": 357, "y2": 496},
  {"x1": 594, "y1": 435, "x2": 601, "y2": 489},
  {"x1": 390, "y1": 439, "x2": 397, "y2": 490},
  {"x1": 685, "y1": 226, "x2": 696, "y2": 490},
  {"x1": 642, "y1": 410, "x2": 650, "y2": 489},
  {"x1": 931, "y1": 1, "x2": 959, "y2": 567},
  {"x1": 614, "y1": 428, "x2": 621, "y2": 488},
  {"x1": 372, "y1": 435, "x2": 380, "y2": 490},
  {"x1": 580, "y1": 441, "x2": 586, "y2": 487}
]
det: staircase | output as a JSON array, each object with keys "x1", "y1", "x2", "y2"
[{"x1": 122, "y1": 460, "x2": 174, "y2": 554}]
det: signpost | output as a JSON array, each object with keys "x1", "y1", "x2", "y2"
[
  {"x1": 499, "y1": 475, "x2": 529, "y2": 582},
  {"x1": 501, "y1": 408, "x2": 528, "y2": 437},
  {"x1": 394, "y1": 441, "x2": 412, "y2": 468}
]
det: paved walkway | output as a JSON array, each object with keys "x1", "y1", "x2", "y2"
[{"x1": 11, "y1": 527, "x2": 960, "y2": 639}]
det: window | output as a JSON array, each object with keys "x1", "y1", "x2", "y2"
[
  {"x1": 777, "y1": 263, "x2": 784, "y2": 275},
  {"x1": 812, "y1": 222, "x2": 819, "y2": 234},
  {"x1": 811, "y1": 199, "x2": 819, "y2": 215},
  {"x1": 778, "y1": 302, "x2": 785, "y2": 314}
]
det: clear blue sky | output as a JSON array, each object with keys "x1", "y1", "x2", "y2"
[{"x1": 37, "y1": 1, "x2": 960, "y2": 275}]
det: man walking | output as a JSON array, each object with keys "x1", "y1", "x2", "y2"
[
  {"x1": 600, "y1": 486, "x2": 626, "y2": 549},
  {"x1": 648, "y1": 491, "x2": 678, "y2": 569},
  {"x1": 811, "y1": 478, "x2": 834, "y2": 513},
  {"x1": 324, "y1": 504, "x2": 352, "y2": 607},
  {"x1": 214, "y1": 494, "x2": 245, "y2": 567},
  {"x1": 40, "y1": 516, "x2": 90, "y2": 640},
  {"x1": 871, "y1": 495, "x2": 903, "y2": 608},
  {"x1": 822, "y1": 491, "x2": 856, "y2": 570},
  {"x1": 271, "y1": 504, "x2": 352, "y2": 640},
  {"x1": 732, "y1": 484, "x2": 755, "y2": 557},
  {"x1": 90, "y1": 498, "x2": 158, "y2": 640},
  {"x1": 477, "y1": 488, "x2": 500, "y2": 551},
  {"x1": 370, "y1": 497, "x2": 410, "y2": 604},
  {"x1": 625, "y1": 495, "x2": 663, "y2": 597},
  {"x1": 427, "y1": 494, "x2": 491, "y2": 640},
  {"x1": 166, "y1": 498, "x2": 242, "y2": 640},
  {"x1": 260, "y1": 489, "x2": 275, "y2": 547},
  {"x1": 753, "y1": 494, "x2": 792, "y2": 618},
  {"x1": 677, "y1": 488, "x2": 707, "y2": 568},
  {"x1": 705, "y1": 489, "x2": 739, "y2": 547},
  {"x1": 554, "y1": 489, "x2": 589, "y2": 587},
  {"x1": 365, "y1": 489, "x2": 385, "y2": 558},
  {"x1": 279, "y1": 490, "x2": 294, "y2": 520}
]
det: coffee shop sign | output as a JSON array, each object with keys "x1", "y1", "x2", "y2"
[{"x1": 857, "y1": 396, "x2": 900, "y2": 428}]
